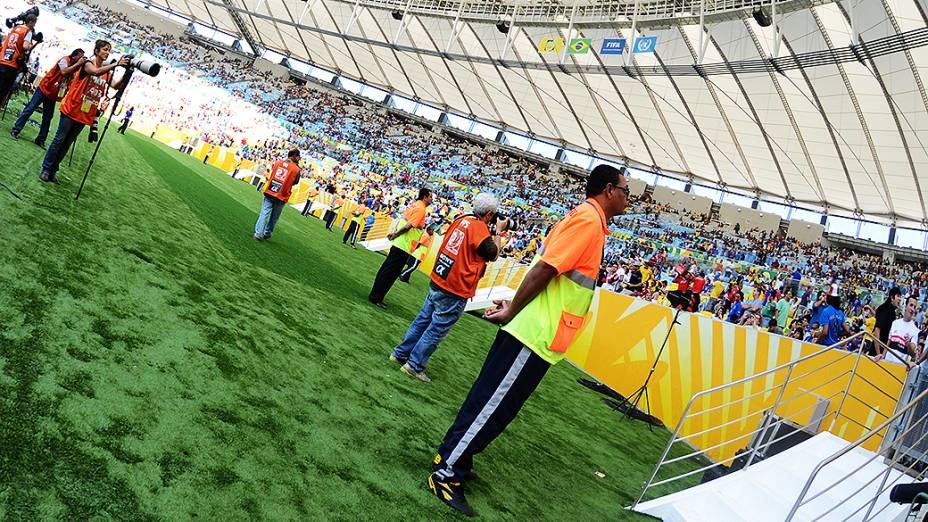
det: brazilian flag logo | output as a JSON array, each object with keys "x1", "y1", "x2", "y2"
[{"x1": 567, "y1": 38, "x2": 591, "y2": 54}]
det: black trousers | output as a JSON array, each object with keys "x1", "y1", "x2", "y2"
[
  {"x1": 117, "y1": 118, "x2": 130, "y2": 134},
  {"x1": 323, "y1": 210, "x2": 337, "y2": 229},
  {"x1": 343, "y1": 221, "x2": 359, "y2": 244},
  {"x1": 398, "y1": 256, "x2": 420, "y2": 282},
  {"x1": 369, "y1": 246, "x2": 411, "y2": 304},
  {"x1": 433, "y1": 330, "x2": 550, "y2": 482},
  {"x1": 0, "y1": 64, "x2": 19, "y2": 106}
]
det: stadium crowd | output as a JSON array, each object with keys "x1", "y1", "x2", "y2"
[{"x1": 13, "y1": 0, "x2": 928, "y2": 357}]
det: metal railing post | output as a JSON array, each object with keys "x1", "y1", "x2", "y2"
[
  {"x1": 744, "y1": 365, "x2": 793, "y2": 468},
  {"x1": 862, "y1": 465, "x2": 893, "y2": 521},
  {"x1": 633, "y1": 398, "x2": 698, "y2": 507},
  {"x1": 829, "y1": 339, "x2": 866, "y2": 431}
]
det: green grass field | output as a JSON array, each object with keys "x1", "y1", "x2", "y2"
[{"x1": 0, "y1": 98, "x2": 691, "y2": 521}]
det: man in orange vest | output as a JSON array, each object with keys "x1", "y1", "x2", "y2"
[
  {"x1": 390, "y1": 193, "x2": 507, "y2": 383},
  {"x1": 427, "y1": 165, "x2": 629, "y2": 516},
  {"x1": 40, "y1": 40, "x2": 129, "y2": 184},
  {"x1": 369, "y1": 187, "x2": 433, "y2": 309},
  {"x1": 254, "y1": 148, "x2": 302, "y2": 241},
  {"x1": 0, "y1": 12, "x2": 39, "y2": 104},
  {"x1": 12, "y1": 48, "x2": 85, "y2": 148}
]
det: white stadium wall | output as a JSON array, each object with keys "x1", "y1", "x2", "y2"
[
  {"x1": 719, "y1": 203, "x2": 781, "y2": 234},
  {"x1": 786, "y1": 219, "x2": 825, "y2": 244},
  {"x1": 89, "y1": 0, "x2": 186, "y2": 37},
  {"x1": 628, "y1": 178, "x2": 648, "y2": 197},
  {"x1": 651, "y1": 186, "x2": 713, "y2": 215}
]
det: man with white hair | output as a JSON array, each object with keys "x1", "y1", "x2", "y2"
[{"x1": 389, "y1": 192, "x2": 508, "y2": 383}]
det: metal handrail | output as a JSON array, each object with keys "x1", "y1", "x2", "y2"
[
  {"x1": 784, "y1": 387, "x2": 928, "y2": 520},
  {"x1": 633, "y1": 330, "x2": 901, "y2": 508}
]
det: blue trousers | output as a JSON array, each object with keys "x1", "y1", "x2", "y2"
[
  {"x1": 42, "y1": 114, "x2": 85, "y2": 176},
  {"x1": 12, "y1": 88, "x2": 55, "y2": 144},
  {"x1": 255, "y1": 195, "x2": 286, "y2": 238},
  {"x1": 392, "y1": 286, "x2": 467, "y2": 372}
]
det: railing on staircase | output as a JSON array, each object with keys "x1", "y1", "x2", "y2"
[
  {"x1": 785, "y1": 368, "x2": 928, "y2": 520},
  {"x1": 632, "y1": 331, "x2": 907, "y2": 511}
]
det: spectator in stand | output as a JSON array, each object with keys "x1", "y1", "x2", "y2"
[
  {"x1": 818, "y1": 295, "x2": 850, "y2": 347},
  {"x1": 389, "y1": 193, "x2": 506, "y2": 383},
  {"x1": 872, "y1": 287, "x2": 902, "y2": 357},
  {"x1": 369, "y1": 188, "x2": 432, "y2": 309},
  {"x1": 881, "y1": 295, "x2": 921, "y2": 367},
  {"x1": 253, "y1": 148, "x2": 301, "y2": 241},
  {"x1": 11, "y1": 48, "x2": 85, "y2": 148}
]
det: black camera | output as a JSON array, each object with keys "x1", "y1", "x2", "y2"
[
  {"x1": 5, "y1": 6, "x2": 38, "y2": 29},
  {"x1": 106, "y1": 54, "x2": 161, "y2": 77}
]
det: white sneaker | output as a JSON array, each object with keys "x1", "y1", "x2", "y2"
[{"x1": 401, "y1": 363, "x2": 432, "y2": 384}]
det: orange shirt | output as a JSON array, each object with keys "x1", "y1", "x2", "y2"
[
  {"x1": 539, "y1": 199, "x2": 608, "y2": 280},
  {"x1": 60, "y1": 67, "x2": 112, "y2": 126},
  {"x1": 263, "y1": 159, "x2": 301, "y2": 202},
  {"x1": 39, "y1": 55, "x2": 73, "y2": 101},
  {"x1": 0, "y1": 25, "x2": 31, "y2": 69},
  {"x1": 403, "y1": 200, "x2": 427, "y2": 228},
  {"x1": 431, "y1": 215, "x2": 492, "y2": 299}
]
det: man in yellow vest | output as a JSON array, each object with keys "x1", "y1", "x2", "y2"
[
  {"x1": 343, "y1": 203, "x2": 367, "y2": 248},
  {"x1": 427, "y1": 165, "x2": 629, "y2": 516},
  {"x1": 369, "y1": 188, "x2": 433, "y2": 309},
  {"x1": 399, "y1": 226, "x2": 433, "y2": 283}
]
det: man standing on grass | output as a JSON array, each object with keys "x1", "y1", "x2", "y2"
[
  {"x1": 389, "y1": 193, "x2": 507, "y2": 384},
  {"x1": 369, "y1": 187, "x2": 433, "y2": 309},
  {"x1": 427, "y1": 165, "x2": 629, "y2": 516},
  {"x1": 11, "y1": 48, "x2": 85, "y2": 149},
  {"x1": 254, "y1": 148, "x2": 301, "y2": 241}
]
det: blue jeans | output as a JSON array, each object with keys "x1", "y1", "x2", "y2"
[
  {"x1": 392, "y1": 286, "x2": 467, "y2": 372},
  {"x1": 13, "y1": 88, "x2": 55, "y2": 144},
  {"x1": 255, "y1": 195, "x2": 286, "y2": 238},
  {"x1": 42, "y1": 114, "x2": 85, "y2": 175}
]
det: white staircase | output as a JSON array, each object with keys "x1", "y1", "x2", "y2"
[
  {"x1": 634, "y1": 432, "x2": 912, "y2": 521},
  {"x1": 630, "y1": 332, "x2": 928, "y2": 522}
]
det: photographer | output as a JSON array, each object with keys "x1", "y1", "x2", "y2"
[
  {"x1": 11, "y1": 48, "x2": 85, "y2": 148},
  {"x1": 40, "y1": 40, "x2": 129, "y2": 184},
  {"x1": 0, "y1": 12, "x2": 39, "y2": 103},
  {"x1": 389, "y1": 193, "x2": 507, "y2": 384}
]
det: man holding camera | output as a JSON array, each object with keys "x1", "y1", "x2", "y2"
[
  {"x1": 40, "y1": 40, "x2": 128, "y2": 184},
  {"x1": 11, "y1": 48, "x2": 85, "y2": 148},
  {"x1": 389, "y1": 193, "x2": 506, "y2": 383},
  {"x1": 0, "y1": 12, "x2": 39, "y2": 105},
  {"x1": 254, "y1": 148, "x2": 302, "y2": 241}
]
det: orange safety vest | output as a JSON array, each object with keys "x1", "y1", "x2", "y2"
[
  {"x1": 39, "y1": 55, "x2": 73, "y2": 101},
  {"x1": 431, "y1": 215, "x2": 492, "y2": 299},
  {"x1": 60, "y1": 67, "x2": 112, "y2": 126},
  {"x1": 0, "y1": 25, "x2": 31, "y2": 69},
  {"x1": 263, "y1": 159, "x2": 301, "y2": 202}
]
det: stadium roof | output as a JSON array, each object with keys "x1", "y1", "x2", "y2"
[{"x1": 144, "y1": 0, "x2": 928, "y2": 225}]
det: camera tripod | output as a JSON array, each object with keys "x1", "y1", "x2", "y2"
[
  {"x1": 613, "y1": 307, "x2": 684, "y2": 430},
  {"x1": 75, "y1": 67, "x2": 135, "y2": 200}
]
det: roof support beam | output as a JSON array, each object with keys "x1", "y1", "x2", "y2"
[{"x1": 216, "y1": 0, "x2": 261, "y2": 55}]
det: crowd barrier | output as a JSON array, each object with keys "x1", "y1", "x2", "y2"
[{"x1": 568, "y1": 291, "x2": 907, "y2": 461}]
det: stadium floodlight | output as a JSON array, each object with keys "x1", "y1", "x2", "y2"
[
  {"x1": 391, "y1": 10, "x2": 403, "y2": 20},
  {"x1": 752, "y1": 7, "x2": 772, "y2": 27},
  {"x1": 496, "y1": 20, "x2": 510, "y2": 34}
]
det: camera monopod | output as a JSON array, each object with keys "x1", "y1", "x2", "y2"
[
  {"x1": 75, "y1": 56, "x2": 159, "y2": 201},
  {"x1": 75, "y1": 67, "x2": 134, "y2": 201}
]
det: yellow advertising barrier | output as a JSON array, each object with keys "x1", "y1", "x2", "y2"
[{"x1": 567, "y1": 291, "x2": 906, "y2": 461}]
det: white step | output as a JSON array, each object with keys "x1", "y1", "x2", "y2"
[
  {"x1": 464, "y1": 286, "x2": 517, "y2": 312},
  {"x1": 634, "y1": 432, "x2": 912, "y2": 522}
]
